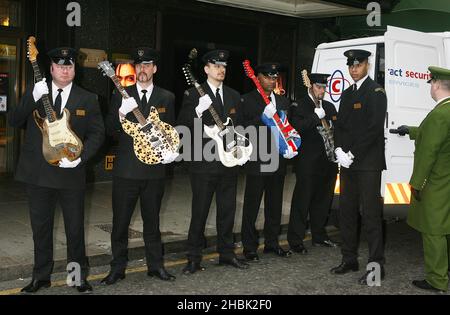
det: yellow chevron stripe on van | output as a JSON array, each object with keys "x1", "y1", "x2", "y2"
[{"x1": 334, "y1": 176, "x2": 411, "y2": 205}]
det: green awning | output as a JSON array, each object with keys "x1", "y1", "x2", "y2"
[{"x1": 338, "y1": 0, "x2": 450, "y2": 37}]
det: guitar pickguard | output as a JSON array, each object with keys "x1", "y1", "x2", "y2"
[{"x1": 33, "y1": 108, "x2": 83, "y2": 165}]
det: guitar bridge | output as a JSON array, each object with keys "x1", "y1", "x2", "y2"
[
  {"x1": 226, "y1": 140, "x2": 237, "y2": 150},
  {"x1": 151, "y1": 140, "x2": 162, "y2": 148}
]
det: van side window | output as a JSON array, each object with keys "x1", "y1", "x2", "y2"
[{"x1": 376, "y1": 44, "x2": 385, "y2": 87}]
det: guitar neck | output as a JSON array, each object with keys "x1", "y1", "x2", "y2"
[
  {"x1": 30, "y1": 60, "x2": 56, "y2": 122},
  {"x1": 308, "y1": 87, "x2": 330, "y2": 129},
  {"x1": 109, "y1": 74, "x2": 148, "y2": 126},
  {"x1": 249, "y1": 76, "x2": 271, "y2": 105},
  {"x1": 193, "y1": 82, "x2": 225, "y2": 129}
]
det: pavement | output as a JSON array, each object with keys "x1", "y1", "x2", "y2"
[
  {"x1": 1, "y1": 164, "x2": 444, "y2": 295},
  {"x1": 0, "y1": 166, "x2": 302, "y2": 282}
]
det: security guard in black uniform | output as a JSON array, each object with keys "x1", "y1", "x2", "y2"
[
  {"x1": 330, "y1": 49, "x2": 387, "y2": 285},
  {"x1": 237, "y1": 63, "x2": 296, "y2": 262},
  {"x1": 103, "y1": 48, "x2": 177, "y2": 284},
  {"x1": 177, "y1": 50, "x2": 249, "y2": 273},
  {"x1": 8, "y1": 47, "x2": 105, "y2": 293},
  {"x1": 287, "y1": 73, "x2": 339, "y2": 254}
]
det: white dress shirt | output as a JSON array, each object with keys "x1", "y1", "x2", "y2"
[{"x1": 52, "y1": 81, "x2": 73, "y2": 114}]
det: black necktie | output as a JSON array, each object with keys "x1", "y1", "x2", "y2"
[
  {"x1": 54, "y1": 88, "x2": 63, "y2": 118},
  {"x1": 216, "y1": 88, "x2": 223, "y2": 107},
  {"x1": 141, "y1": 89, "x2": 148, "y2": 108},
  {"x1": 352, "y1": 84, "x2": 357, "y2": 92}
]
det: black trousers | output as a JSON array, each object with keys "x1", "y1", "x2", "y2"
[
  {"x1": 186, "y1": 173, "x2": 237, "y2": 263},
  {"x1": 26, "y1": 184, "x2": 89, "y2": 281},
  {"x1": 339, "y1": 169, "x2": 385, "y2": 265},
  {"x1": 287, "y1": 170, "x2": 337, "y2": 247},
  {"x1": 241, "y1": 174, "x2": 285, "y2": 252},
  {"x1": 110, "y1": 176, "x2": 165, "y2": 271}
]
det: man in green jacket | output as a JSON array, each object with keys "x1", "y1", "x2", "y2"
[{"x1": 394, "y1": 66, "x2": 450, "y2": 293}]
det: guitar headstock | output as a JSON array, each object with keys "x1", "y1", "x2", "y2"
[
  {"x1": 188, "y1": 48, "x2": 198, "y2": 62},
  {"x1": 182, "y1": 64, "x2": 197, "y2": 87},
  {"x1": 27, "y1": 36, "x2": 39, "y2": 62},
  {"x1": 301, "y1": 69, "x2": 312, "y2": 89},
  {"x1": 97, "y1": 61, "x2": 116, "y2": 78},
  {"x1": 243, "y1": 60, "x2": 255, "y2": 79}
]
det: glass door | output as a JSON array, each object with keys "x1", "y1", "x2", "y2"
[{"x1": 0, "y1": 37, "x2": 20, "y2": 175}]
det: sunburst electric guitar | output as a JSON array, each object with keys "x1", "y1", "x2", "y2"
[
  {"x1": 243, "y1": 60, "x2": 301, "y2": 155},
  {"x1": 98, "y1": 61, "x2": 180, "y2": 165},
  {"x1": 182, "y1": 50, "x2": 252, "y2": 167},
  {"x1": 27, "y1": 36, "x2": 83, "y2": 166}
]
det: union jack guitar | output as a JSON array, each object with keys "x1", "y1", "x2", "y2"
[{"x1": 243, "y1": 60, "x2": 301, "y2": 155}]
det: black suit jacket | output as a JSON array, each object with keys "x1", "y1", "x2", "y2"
[
  {"x1": 8, "y1": 82, "x2": 105, "y2": 189},
  {"x1": 334, "y1": 77, "x2": 387, "y2": 171},
  {"x1": 236, "y1": 89, "x2": 290, "y2": 176},
  {"x1": 289, "y1": 95, "x2": 338, "y2": 175},
  {"x1": 177, "y1": 82, "x2": 241, "y2": 175},
  {"x1": 105, "y1": 85, "x2": 175, "y2": 180}
]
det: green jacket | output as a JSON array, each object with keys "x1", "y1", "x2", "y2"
[{"x1": 407, "y1": 97, "x2": 450, "y2": 235}]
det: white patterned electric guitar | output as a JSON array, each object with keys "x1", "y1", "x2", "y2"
[{"x1": 98, "y1": 61, "x2": 180, "y2": 165}]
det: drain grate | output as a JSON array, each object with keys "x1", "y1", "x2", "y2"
[
  {"x1": 96, "y1": 224, "x2": 143, "y2": 239},
  {"x1": 96, "y1": 224, "x2": 180, "y2": 239}
]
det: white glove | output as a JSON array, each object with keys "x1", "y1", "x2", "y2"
[
  {"x1": 119, "y1": 97, "x2": 138, "y2": 116},
  {"x1": 314, "y1": 107, "x2": 326, "y2": 119},
  {"x1": 263, "y1": 103, "x2": 277, "y2": 119},
  {"x1": 59, "y1": 157, "x2": 81, "y2": 168},
  {"x1": 347, "y1": 151, "x2": 355, "y2": 160},
  {"x1": 32, "y1": 78, "x2": 49, "y2": 102},
  {"x1": 161, "y1": 151, "x2": 179, "y2": 164},
  {"x1": 283, "y1": 147, "x2": 298, "y2": 160},
  {"x1": 237, "y1": 155, "x2": 250, "y2": 166},
  {"x1": 335, "y1": 147, "x2": 353, "y2": 169},
  {"x1": 195, "y1": 95, "x2": 212, "y2": 118}
]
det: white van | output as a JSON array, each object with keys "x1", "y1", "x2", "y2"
[{"x1": 311, "y1": 26, "x2": 450, "y2": 205}]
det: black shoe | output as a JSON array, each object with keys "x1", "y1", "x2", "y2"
[
  {"x1": 263, "y1": 246, "x2": 292, "y2": 257},
  {"x1": 148, "y1": 267, "x2": 176, "y2": 281},
  {"x1": 182, "y1": 261, "x2": 205, "y2": 275},
  {"x1": 290, "y1": 244, "x2": 308, "y2": 255},
  {"x1": 101, "y1": 271, "x2": 125, "y2": 285},
  {"x1": 218, "y1": 257, "x2": 249, "y2": 269},
  {"x1": 330, "y1": 261, "x2": 359, "y2": 274},
  {"x1": 76, "y1": 279, "x2": 93, "y2": 294},
  {"x1": 412, "y1": 280, "x2": 446, "y2": 293},
  {"x1": 358, "y1": 266, "x2": 385, "y2": 285},
  {"x1": 243, "y1": 251, "x2": 260, "y2": 262},
  {"x1": 21, "y1": 280, "x2": 51, "y2": 294},
  {"x1": 312, "y1": 239, "x2": 339, "y2": 248}
]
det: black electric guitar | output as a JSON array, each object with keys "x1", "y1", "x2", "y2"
[
  {"x1": 301, "y1": 69, "x2": 336, "y2": 162},
  {"x1": 182, "y1": 49, "x2": 252, "y2": 167}
]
